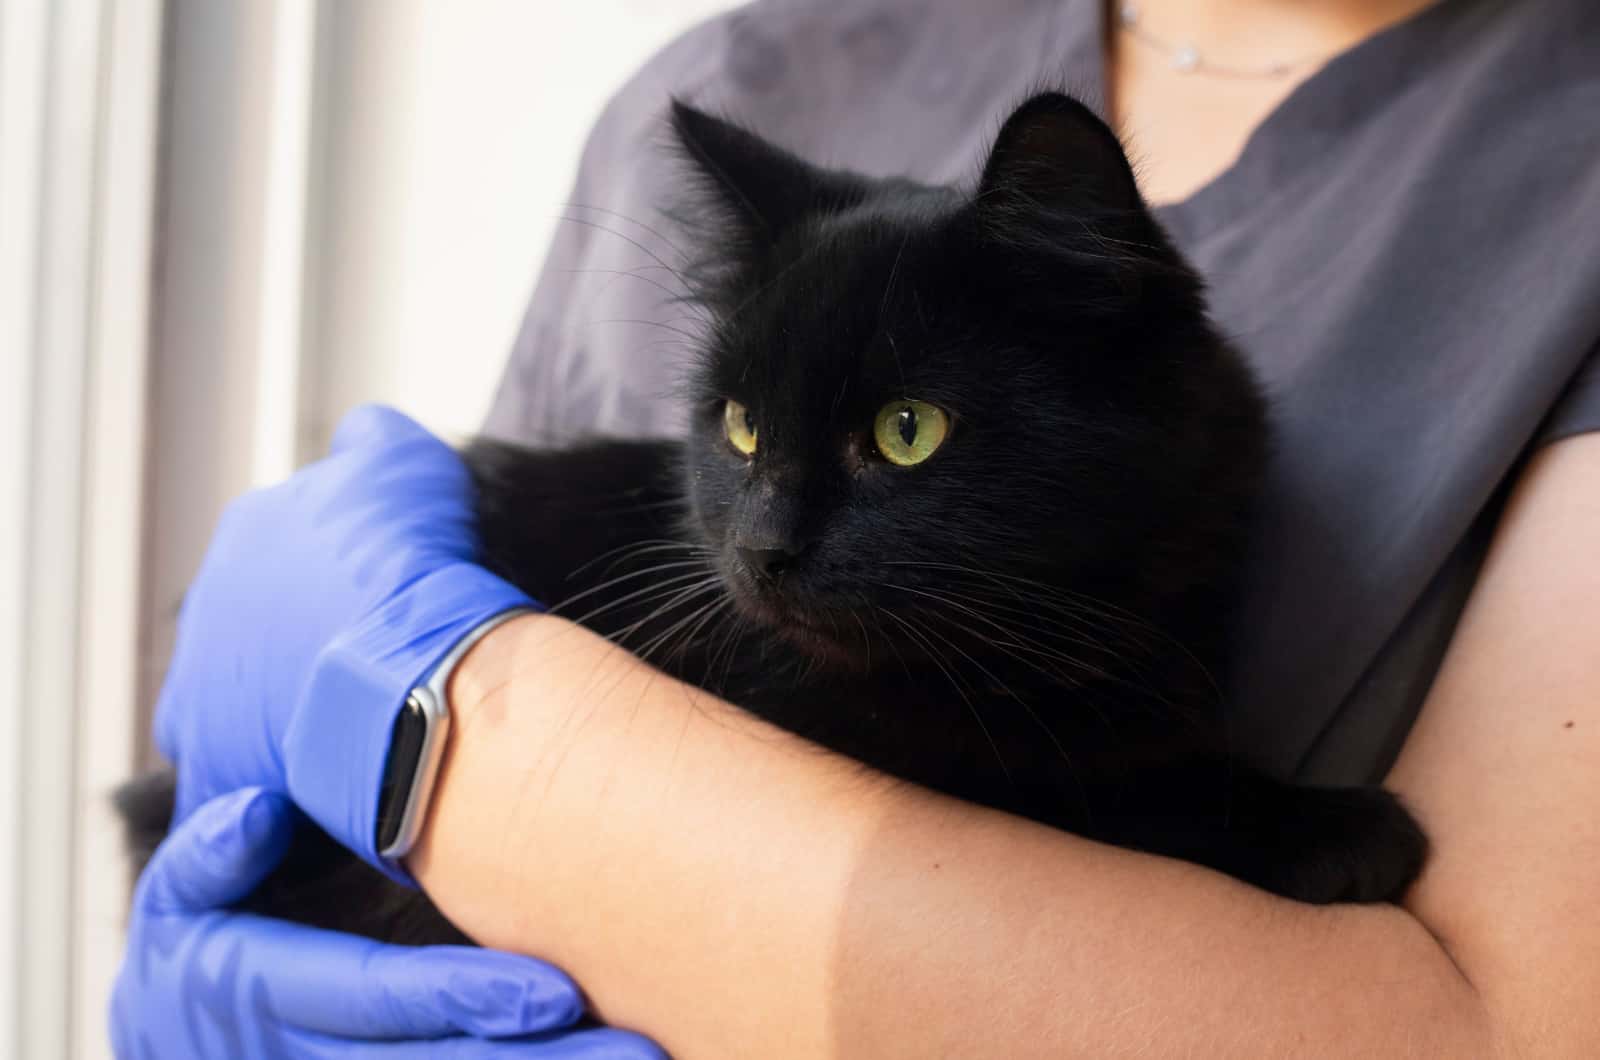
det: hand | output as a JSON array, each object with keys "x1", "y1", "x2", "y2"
[
  {"x1": 110, "y1": 787, "x2": 665, "y2": 1059},
  {"x1": 154, "y1": 405, "x2": 532, "y2": 874}
]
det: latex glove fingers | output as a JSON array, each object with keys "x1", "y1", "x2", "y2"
[{"x1": 113, "y1": 789, "x2": 590, "y2": 1057}]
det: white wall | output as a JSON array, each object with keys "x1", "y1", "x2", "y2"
[{"x1": 304, "y1": 0, "x2": 738, "y2": 447}]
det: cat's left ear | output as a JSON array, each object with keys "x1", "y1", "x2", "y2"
[
  {"x1": 670, "y1": 100, "x2": 866, "y2": 240},
  {"x1": 976, "y1": 93, "x2": 1145, "y2": 217}
]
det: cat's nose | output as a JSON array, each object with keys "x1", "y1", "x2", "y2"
[{"x1": 738, "y1": 545, "x2": 804, "y2": 580}]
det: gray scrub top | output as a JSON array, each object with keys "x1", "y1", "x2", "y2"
[{"x1": 484, "y1": 0, "x2": 1600, "y2": 785}]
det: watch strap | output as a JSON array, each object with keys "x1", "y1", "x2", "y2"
[{"x1": 375, "y1": 607, "x2": 535, "y2": 863}]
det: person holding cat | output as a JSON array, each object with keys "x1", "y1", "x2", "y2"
[{"x1": 114, "y1": 0, "x2": 1600, "y2": 1056}]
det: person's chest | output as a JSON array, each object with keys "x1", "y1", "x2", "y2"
[{"x1": 1103, "y1": 0, "x2": 1442, "y2": 205}]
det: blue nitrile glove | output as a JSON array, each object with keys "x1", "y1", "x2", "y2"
[
  {"x1": 154, "y1": 404, "x2": 533, "y2": 878},
  {"x1": 110, "y1": 787, "x2": 666, "y2": 1059}
]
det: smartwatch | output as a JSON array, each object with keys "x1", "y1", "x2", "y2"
[{"x1": 375, "y1": 607, "x2": 534, "y2": 861}]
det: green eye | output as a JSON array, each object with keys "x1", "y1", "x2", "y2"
[
  {"x1": 723, "y1": 399, "x2": 757, "y2": 456},
  {"x1": 873, "y1": 400, "x2": 949, "y2": 467}
]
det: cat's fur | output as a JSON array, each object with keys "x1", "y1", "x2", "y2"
[{"x1": 119, "y1": 93, "x2": 1426, "y2": 945}]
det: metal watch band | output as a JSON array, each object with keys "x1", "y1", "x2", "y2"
[{"x1": 376, "y1": 607, "x2": 536, "y2": 861}]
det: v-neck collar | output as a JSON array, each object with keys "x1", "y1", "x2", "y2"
[{"x1": 1051, "y1": 0, "x2": 1490, "y2": 244}]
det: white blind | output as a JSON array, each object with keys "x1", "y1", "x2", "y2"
[{"x1": 0, "y1": 0, "x2": 162, "y2": 1056}]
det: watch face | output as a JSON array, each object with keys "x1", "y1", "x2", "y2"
[{"x1": 375, "y1": 694, "x2": 430, "y2": 853}]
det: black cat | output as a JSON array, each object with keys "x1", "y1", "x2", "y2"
[{"x1": 120, "y1": 93, "x2": 1426, "y2": 946}]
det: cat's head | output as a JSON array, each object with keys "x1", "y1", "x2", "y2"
[{"x1": 671, "y1": 93, "x2": 1263, "y2": 672}]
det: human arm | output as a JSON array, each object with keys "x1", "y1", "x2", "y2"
[{"x1": 409, "y1": 432, "x2": 1600, "y2": 1058}]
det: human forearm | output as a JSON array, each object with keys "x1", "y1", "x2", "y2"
[{"x1": 412, "y1": 613, "x2": 1496, "y2": 1059}]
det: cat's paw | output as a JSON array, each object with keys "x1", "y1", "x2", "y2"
[{"x1": 1264, "y1": 786, "x2": 1428, "y2": 904}]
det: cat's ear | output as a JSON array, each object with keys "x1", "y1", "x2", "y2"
[
  {"x1": 976, "y1": 93, "x2": 1144, "y2": 217},
  {"x1": 669, "y1": 99, "x2": 865, "y2": 239}
]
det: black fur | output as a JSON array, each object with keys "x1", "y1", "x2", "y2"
[{"x1": 120, "y1": 93, "x2": 1426, "y2": 945}]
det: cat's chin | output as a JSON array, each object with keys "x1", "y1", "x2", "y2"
[
  {"x1": 732, "y1": 592, "x2": 869, "y2": 672},
  {"x1": 775, "y1": 621, "x2": 865, "y2": 671}
]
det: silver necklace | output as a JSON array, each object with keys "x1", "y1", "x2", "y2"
[{"x1": 1115, "y1": 2, "x2": 1319, "y2": 80}]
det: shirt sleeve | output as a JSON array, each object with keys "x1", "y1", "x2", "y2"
[{"x1": 1537, "y1": 342, "x2": 1600, "y2": 447}]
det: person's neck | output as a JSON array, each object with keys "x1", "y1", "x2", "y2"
[{"x1": 1119, "y1": 0, "x2": 1441, "y2": 69}]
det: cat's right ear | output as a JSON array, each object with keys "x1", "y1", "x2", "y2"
[
  {"x1": 970, "y1": 93, "x2": 1186, "y2": 312},
  {"x1": 976, "y1": 92, "x2": 1145, "y2": 219},
  {"x1": 669, "y1": 100, "x2": 865, "y2": 241}
]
